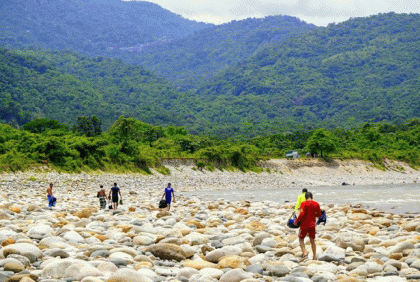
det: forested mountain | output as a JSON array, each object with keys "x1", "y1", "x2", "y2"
[
  {"x1": 0, "y1": 0, "x2": 315, "y2": 91},
  {"x1": 127, "y1": 16, "x2": 316, "y2": 90},
  {"x1": 0, "y1": 47, "x2": 192, "y2": 128},
  {"x1": 1, "y1": 12, "x2": 420, "y2": 137},
  {"x1": 0, "y1": 0, "x2": 211, "y2": 54},
  {"x1": 192, "y1": 13, "x2": 420, "y2": 131}
]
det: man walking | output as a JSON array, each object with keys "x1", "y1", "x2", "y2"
[
  {"x1": 294, "y1": 188, "x2": 307, "y2": 213},
  {"x1": 294, "y1": 192, "x2": 321, "y2": 261},
  {"x1": 162, "y1": 183, "x2": 175, "y2": 211},
  {"x1": 109, "y1": 182, "x2": 122, "y2": 210},
  {"x1": 47, "y1": 183, "x2": 56, "y2": 209}
]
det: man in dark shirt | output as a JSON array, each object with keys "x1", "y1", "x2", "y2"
[
  {"x1": 108, "y1": 182, "x2": 122, "y2": 210},
  {"x1": 161, "y1": 183, "x2": 175, "y2": 211},
  {"x1": 294, "y1": 192, "x2": 321, "y2": 261}
]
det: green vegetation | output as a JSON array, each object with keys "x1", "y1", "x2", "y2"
[
  {"x1": 131, "y1": 15, "x2": 315, "y2": 90},
  {"x1": 0, "y1": 0, "x2": 210, "y2": 54},
  {"x1": 1, "y1": 117, "x2": 419, "y2": 173},
  {"x1": 0, "y1": 47, "x2": 189, "y2": 129},
  {"x1": 194, "y1": 13, "x2": 420, "y2": 132}
]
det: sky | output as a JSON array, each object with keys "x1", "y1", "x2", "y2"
[{"x1": 128, "y1": 0, "x2": 420, "y2": 26}]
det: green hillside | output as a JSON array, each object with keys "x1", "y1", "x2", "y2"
[
  {"x1": 0, "y1": 47, "x2": 191, "y2": 128},
  {"x1": 194, "y1": 13, "x2": 420, "y2": 130},
  {"x1": 128, "y1": 16, "x2": 316, "y2": 90},
  {"x1": 2, "y1": 13, "x2": 420, "y2": 136},
  {"x1": 0, "y1": 0, "x2": 211, "y2": 53}
]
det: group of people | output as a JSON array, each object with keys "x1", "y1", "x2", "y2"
[
  {"x1": 47, "y1": 181, "x2": 319, "y2": 261},
  {"x1": 46, "y1": 182, "x2": 176, "y2": 211},
  {"x1": 293, "y1": 188, "x2": 322, "y2": 261}
]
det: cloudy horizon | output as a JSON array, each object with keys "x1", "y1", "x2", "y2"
[{"x1": 126, "y1": 0, "x2": 420, "y2": 26}]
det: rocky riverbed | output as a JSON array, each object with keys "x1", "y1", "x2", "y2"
[{"x1": 0, "y1": 166, "x2": 420, "y2": 282}]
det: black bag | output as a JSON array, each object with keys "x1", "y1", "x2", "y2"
[
  {"x1": 287, "y1": 213, "x2": 300, "y2": 228},
  {"x1": 159, "y1": 199, "x2": 167, "y2": 208}
]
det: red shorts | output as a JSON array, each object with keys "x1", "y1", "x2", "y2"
[{"x1": 299, "y1": 227, "x2": 316, "y2": 239}]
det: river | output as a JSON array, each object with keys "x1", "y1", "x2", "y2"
[{"x1": 183, "y1": 183, "x2": 420, "y2": 214}]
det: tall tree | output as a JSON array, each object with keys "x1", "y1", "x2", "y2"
[{"x1": 306, "y1": 128, "x2": 339, "y2": 158}]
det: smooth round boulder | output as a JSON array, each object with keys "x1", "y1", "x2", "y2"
[
  {"x1": 26, "y1": 225, "x2": 53, "y2": 239},
  {"x1": 3, "y1": 243, "x2": 42, "y2": 263},
  {"x1": 4, "y1": 261, "x2": 25, "y2": 273},
  {"x1": 63, "y1": 231, "x2": 85, "y2": 244},
  {"x1": 205, "y1": 249, "x2": 225, "y2": 263},
  {"x1": 145, "y1": 243, "x2": 186, "y2": 262},
  {"x1": 219, "y1": 269, "x2": 252, "y2": 282},
  {"x1": 106, "y1": 268, "x2": 154, "y2": 282}
]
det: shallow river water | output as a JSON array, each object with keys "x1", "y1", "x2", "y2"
[{"x1": 184, "y1": 183, "x2": 420, "y2": 214}]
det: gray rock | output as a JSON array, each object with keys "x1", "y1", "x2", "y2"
[
  {"x1": 90, "y1": 250, "x2": 111, "y2": 258},
  {"x1": 2, "y1": 243, "x2": 42, "y2": 263},
  {"x1": 318, "y1": 245, "x2": 345, "y2": 262},
  {"x1": 106, "y1": 268, "x2": 154, "y2": 282},
  {"x1": 219, "y1": 269, "x2": 252, "y2": 282},
  {"x1": 389, "y1": 241, "x2": 415, "y2": 254},
  {"x1": 253, "y1": 233, "x2": 271, "y2": 246},
  {"x1": 411, "y1": 259, "x2": 420, "y2": 270},
  {"x1": 6, "y1": 255, "x2": 30, "y2": 267},
  {"x1": 189, "y1": 274, "x2": 218, "y2": 282},
  {"x1": 44, "y1": 248, "x2": 70, "y2": 258},
  {"x1": 278, "y1": 276, "x2": 306, "y2": 282},
  {"x1": 109, "y1": 258, "x2": 127, "y2": 267},
  {"x1": 246, "y1": 264, "x2": 264, "y2": 274},
  {"x1": 176, "y1": 267, "x2": 200, "y2": 279},
  {"x1": 346, "y1": 261, "x2": 364, "y2": 271},
  {"x1": 267, "y1": 265, "x2": 290, "y2": 277},
  {"x1": 256, "y1": 245, "x2": 272, "y2": 253},
  {"x1": 407, "y1": 274, "x2": 420, "y2": 280},
  {"x1": 205, "y1": 249, "x2": 225, "y2": 263}
]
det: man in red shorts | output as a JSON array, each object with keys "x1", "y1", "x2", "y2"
[{"x1": 294, "y1": 192, "x2": 321, "y2": 261}]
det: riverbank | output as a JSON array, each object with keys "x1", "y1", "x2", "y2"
[
  {"x1": 2, "y1": 158, "x2": 419, "y2": 194},
  {"x1": 0, "y1": 170, "x2": 419, "y2": 281}
]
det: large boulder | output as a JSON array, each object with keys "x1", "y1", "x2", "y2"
[
  {"x1": 205, "y1": 249, "x2": 226, "y2": 263},
  {"x1": 27, "y1": 225, "x2": 53, "y2": 239},
  {"x1": 184, "y1": 232, "x2": 208, "y2": 245},
  {"x1": 106, "y1": 268, "x2": 153, "y2": 282},
  {"x1": 217, "y1": 256, "x2": 247, "y2": 269},
  {"x1": 145, "y1": 243, "x2": 186, "y2": 262},
  {"x1": 133, "y1": 236, "x2": 154, "y2": 246},
  {"x1": 388, "y1": 241, "x2": 415, "y2": 254},
  {"x1": 336, "y1": 233, "x2": 365, "y2": 252},
  {"x1": 3, "y1": 243, "x2": 42, "y2": 263},
  {"x1": 63, "y1": 231, "x2": 85, "y2": 244},
  {"x1": 219, "y1": 269, "x2": 252, "y2": 282},
  {"x1": 41, "y1": 259, "x2": 91, "y2": 278}
]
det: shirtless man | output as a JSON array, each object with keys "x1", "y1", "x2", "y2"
[{"x1": 47, "y1": 183, "x2": 56, "y2": 209}]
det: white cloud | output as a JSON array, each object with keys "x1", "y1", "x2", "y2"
[{"x1": 127, "y1": 0, "x2": 420, "y2": 26}]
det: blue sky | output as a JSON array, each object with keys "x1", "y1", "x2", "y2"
[{"x1": 127, "y1": 0, "x2": 420, "y2": 26}]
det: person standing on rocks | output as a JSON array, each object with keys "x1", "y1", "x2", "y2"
[
  {"x1": 97, "y1": 185, "x2": 107, "y2": 209},
  {"x1": 294, "y1": 191, "x2": 321, "y2": 261},
  {"x1": 293, "y1": 188, "x2": 308, "y2": 213},
  {"x1": 47, "y1": 183, "x2": 56, "y2": 209},
  {"x1": 162, "y1": 183, "x2": 175, "y2": 211},
  {"x1": 109, "y1": 183, "x2": 122, "y2": 210}
]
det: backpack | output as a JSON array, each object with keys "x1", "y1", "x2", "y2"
[
  {"x1": 159, "y1": 199, "x2": 167, "y2": 209},
  {"x1": 317, "y1": 210, "x2": 327, "y2": 225}
]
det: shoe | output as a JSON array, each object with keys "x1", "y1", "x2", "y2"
[{"x1": 299, "y1": 254, "x2": 308, "y2": 262}]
